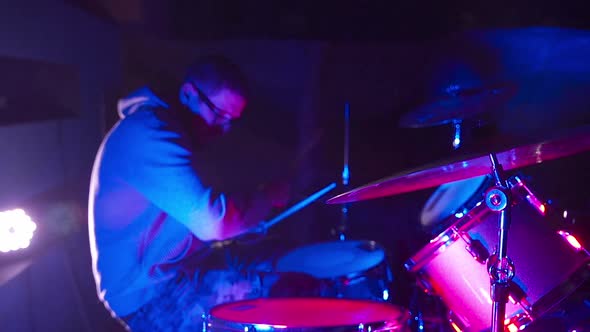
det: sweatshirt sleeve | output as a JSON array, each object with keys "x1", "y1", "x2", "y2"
[{"x1": 104, "y1": 109, "x2": 272, "y2": 240}]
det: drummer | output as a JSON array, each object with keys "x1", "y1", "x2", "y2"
[{"x1": 88, "y1": 55, "x2": 295, "y2": 331}]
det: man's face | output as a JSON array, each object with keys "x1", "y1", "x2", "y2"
[{"x1": 191, "y1": 84, "x2": 247, "y2": 133}]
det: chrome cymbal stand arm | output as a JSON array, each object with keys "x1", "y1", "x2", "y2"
[
  {"x1": 339, "y1": 102, "x2": 351, "y2": 241},
  {"x1": 486, "y1": 153, "x2": 515, "y2": 332},
  {"x1": 452, "y1": 119, "x2": 462, "y2": 150}
]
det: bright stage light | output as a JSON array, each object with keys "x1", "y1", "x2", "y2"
[{"x1": 0, "y1": 209, "x2": 37, "y2": 253}]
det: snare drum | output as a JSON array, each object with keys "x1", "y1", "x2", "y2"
[
  {"x1": 207, "y1": 298, "x2": 410, "y2": 332},
  {"x1": 275, "y1": 240, "x2": 393, "y2": 302},
  {"x1": 406, "y1": 175, "x2": 590, "y2": 332}
]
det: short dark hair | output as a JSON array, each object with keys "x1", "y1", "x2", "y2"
[{"x1": 183, "y1": 55, "x2": 248, "y2": 99}]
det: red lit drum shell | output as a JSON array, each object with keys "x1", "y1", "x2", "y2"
[
  {"x1": 406, "y1": 191, "x2": 590, "y2": 332},
  {"x1": 207, "y1": 297, "x2": 411, "y2": 332}
]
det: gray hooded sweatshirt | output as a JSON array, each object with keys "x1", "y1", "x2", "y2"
[{"x1": 88, "y1": 87, "x2": 271, "y2": 317}]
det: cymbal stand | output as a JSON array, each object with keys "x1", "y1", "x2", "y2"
[
  {"x1": 444, "y1": 83, "x2": 462, "y2": 150},
  {"x1": 452, "y1": 119, "x2": 462, "y2": 150},
  {"x1": 338, "y1": 102, "x2": 351, "y2": 241},
  {"x1": 485, "y1": 153, "x2": 516, "y2": 332}
]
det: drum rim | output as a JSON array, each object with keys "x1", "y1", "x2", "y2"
[
  {"x1": 405, "y1": 174, "x2": 544, "y2": 272},
  {"x1": 206, "y1": 316, "x2": 408, "y2": 331},
  {"x1": 407, "y1": 175, "x2": 500, "y2": 273},
  {"x1": 207, "y1": 297, "x2": 410, "y2": 329},
  {"x1": 404, "y1": 199, "x2": 490, "y2": 273},
  {"x1": 529, "y1": 261, "x2": 590, "y2": 318}
]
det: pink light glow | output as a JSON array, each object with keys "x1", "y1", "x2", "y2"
[
  {"x1": 507, "y1": 323, "x2": 519, "y2": 332},
  {"x1": 558, "y1": 231, "x2": 583, "y2": 250}
]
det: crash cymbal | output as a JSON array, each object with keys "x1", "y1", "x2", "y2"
[
  {"x1": 326, "y1": 125, "x2": 590, "y2": 204},
  {"x1": 399, "y1": 82, "x2": 517, "y2": 128}
]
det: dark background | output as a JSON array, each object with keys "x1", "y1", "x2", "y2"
[{"x1": 0, "y1": 1, "x2": 589, "y2": 331}]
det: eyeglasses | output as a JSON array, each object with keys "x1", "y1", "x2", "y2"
[{"x1": 190, "y1": 83, "x2": 234, "y2": 121}]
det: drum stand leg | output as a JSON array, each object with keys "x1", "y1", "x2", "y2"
[
  {"x1": 485, "y1": 153, "x2": 516, "y2": 332},
  {"x1": 409, "y1": 282, "x2": 425, "y2": 332}
]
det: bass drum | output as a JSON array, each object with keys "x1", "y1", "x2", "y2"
[{"x1": 275, "y1": 240, "x2": 393, "y2": 302}]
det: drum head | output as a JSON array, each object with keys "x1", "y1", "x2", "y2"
[
  {"x1": 209, "y1": 298, "x2": 407, "y2": 328},
  {"x1": 420, "y1": 175, "x2": 488, "y2": 228},
  {"x1": 275, "y1": 241, "x2": 385, "y2": 279}
]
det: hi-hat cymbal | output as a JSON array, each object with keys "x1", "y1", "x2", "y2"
[
  {"x1": 399, "y1": 82, "x2": 518, "y2": 128},
  {"x1": 326, "y1": 125, "x2": 590, "y2": 204}
]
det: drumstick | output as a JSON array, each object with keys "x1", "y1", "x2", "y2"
[
  {"x1": 258, "y1": 182, "x2": 337, "y2": 231},
  {"x1": 208, "y1": 182, "x2": 337, "y2": 250}
]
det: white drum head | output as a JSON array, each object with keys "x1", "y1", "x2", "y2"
[
  {"x1": 420, "y1": 175, "x2": 488, "y2": 228},
  {"x1": 275, "y1": 240, "x2": 385, "y2": 279}
]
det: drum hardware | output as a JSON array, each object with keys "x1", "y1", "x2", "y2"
[
  {"x1": 327, "y1": 127, "x2": 590, "y2": 331},
  {"x1": 409, "y1": 280, "x2": 455, "y2": 332},
  {"x1": 483, "y1": 152, "x2": 515, "y2": 332},
  {"x1": 457, "y1": 231, "x2": 490, "y2": 264},
  {"x1": 335, "y1": 102, "x2": 351, "y2": 241},
  {"x1": 398, "y1": 82, "x2": 517, "y2": 151},
  {"x1": 404, "y1": 174, "x2": 590, "y2": 331},
  {"x1": 271, "y1": 103, "x2": 395, "y2": 305},
  {"x1": 408, "y1": 283, "x2": 427, "y2": 332},
  {"x1": 506, "y1": 281, "x2": 532, "y2": 313},
  {"x1": 507, "y1": 176, "x2": 547, "y2": 216},
  {"x1": 428, "y1": 225, "x2": 492, "y2": 265},
  {"x1": 452, "y1": 119, "x2": 462, "y2": 150},
  {"x1": 509, "y1": 176, "x2": 590, "y2": 256},
  {"x1": 414, "y1": 277, "x2": 434, "y2": 296},
  {"x1": 398, "y1": 83, "x2": 518, "y2": 130}
]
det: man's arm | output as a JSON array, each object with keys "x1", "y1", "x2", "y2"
[{"x1": 103, "y1": 110, "x2": 272, "y2": 240}]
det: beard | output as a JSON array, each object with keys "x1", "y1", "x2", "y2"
[{"x1": 177, "y1": 106, "x2": 226, "y2": 146}]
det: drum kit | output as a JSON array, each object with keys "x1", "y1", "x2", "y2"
[{"x1": 204, "y1": 42, "x2": 590, "y2": 332}]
